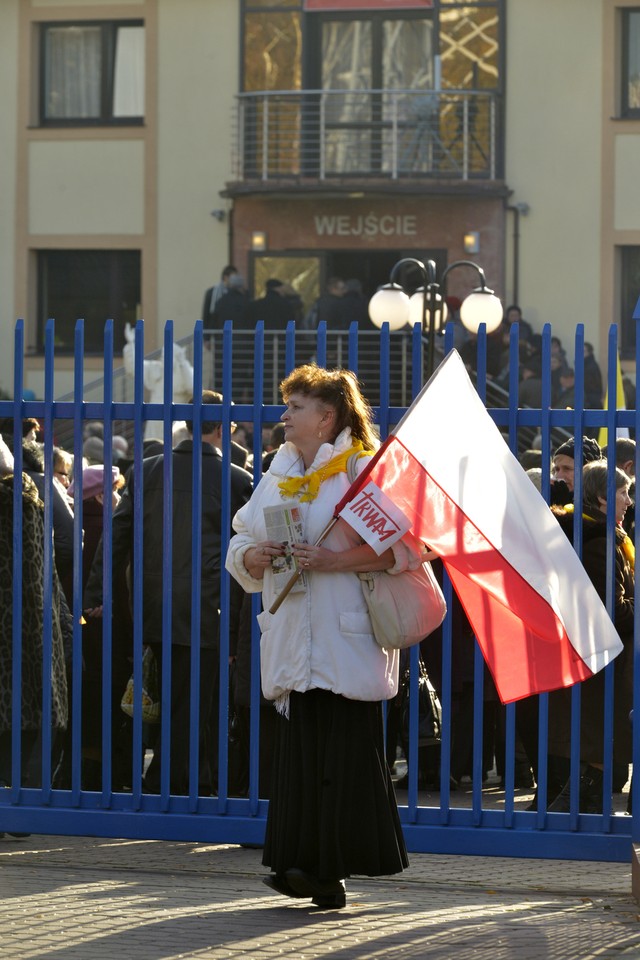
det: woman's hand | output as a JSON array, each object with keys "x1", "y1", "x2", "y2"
[
  {"x1": 243, "y1": 540, "x2": 285, "y2": 579},
  {"x1": 291, "y1": 540, "x2": 393, "y2": 574},
  {"x1": 291, "y1": 541, "x2": 335, "y2": 572}
]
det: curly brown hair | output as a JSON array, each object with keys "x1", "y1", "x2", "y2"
[{"x1": 280, "y1": 364, "x2": 377, "y2": 451}]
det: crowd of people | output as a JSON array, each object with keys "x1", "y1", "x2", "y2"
[
  {"x1": 0, "y1": 330, "x2": 634, "y2": 905},
  {"x1": 201, "y1": 267, "x2": 609, "y2": 416}
]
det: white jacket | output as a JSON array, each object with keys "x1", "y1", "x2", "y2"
[{"x1": 225, "y1": 428, "x2": 420, "y2": 708}]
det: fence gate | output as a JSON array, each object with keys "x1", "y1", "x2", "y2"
[{"x1": 0, "y1": 318, "x2": 638, "y2": 863}]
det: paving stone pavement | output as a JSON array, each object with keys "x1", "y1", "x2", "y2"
[{"x1": 1, "y1": 834, "x2": 639, "y2": 959}]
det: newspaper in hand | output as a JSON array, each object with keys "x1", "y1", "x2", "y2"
[{"x1": 263, "y1": 501, "x2": 307, "y2": 596}]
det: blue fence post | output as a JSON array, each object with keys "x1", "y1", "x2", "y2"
[
  {"x1": 131, "y1": 319, "x2": 146, "y2": 807},
  {"x1": 101, "y1": 319, "x2": 115, "y2": 803},
  {"x1": 10, "y1": 321, "x2": 25, "y2": 801},
  {"x1": 40, "y1": 319, "x2": 56, "y2": 801}
]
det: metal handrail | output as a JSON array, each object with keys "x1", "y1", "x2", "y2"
[{"x1": 232, "y1": 88, "x2": 501, "y2": 182}]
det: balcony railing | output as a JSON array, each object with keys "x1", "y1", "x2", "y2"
[{"x1": 232, "y1": 89, "x2": 500, "y2": 183}]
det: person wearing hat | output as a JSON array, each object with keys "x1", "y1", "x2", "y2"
[
  {"x1": 552, "y1": 436, "x2": 603, "y2": 493},
  {"x1": 82, "y1": 435, "x2": 105, "y2": 465},
  {"x1": 68, "y1": 464, "x2": 125, "y2": 511}
]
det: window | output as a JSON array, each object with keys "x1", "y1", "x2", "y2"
[
  {"x1": 38, "y1": 250, "x2": 141, "y2": 354},
  {"x1": 620, "y1": 246, "x2": 640, "y2": 359},
  {"x1": 621, "y1": 9, "x2": 640, "y2": 117},
  {"x1": 41, "y1": 21, "x2": 145, "y2": 125}
]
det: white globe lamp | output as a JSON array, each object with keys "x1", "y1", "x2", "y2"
[
  {"x1": 460, "y1": 288, "x2": 503, "y2": 335},
  {"x1": 408, "y1": 288, "x2": 449, "y2": 329},
  {"x1": 368, "y1": 283, "x2": 411, "y2": 331}
]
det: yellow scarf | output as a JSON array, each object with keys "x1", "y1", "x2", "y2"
[
  {"x1": 621, "y1": 533, "x2": 635, "y2": 570},
  {"x1": 278, "y1": 440, "x2": 367, "y2": 502},
  {"x1": 568, "y1": 504, "x2": 635, "y2": 570}
]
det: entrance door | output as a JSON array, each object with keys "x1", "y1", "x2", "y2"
[{"x1": 327, "y1": 249, "x2": 448, "y2": 299}]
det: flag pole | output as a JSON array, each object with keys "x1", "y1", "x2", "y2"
[{"x1": 269, "y1": 515, "x2": 340, "y2": 615}]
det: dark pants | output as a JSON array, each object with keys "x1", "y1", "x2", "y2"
[
  {"x1": 0, "y1": 730, "x2": 39, "y2": 786},
  {"x1": 144, "y1": 644, "x2": 217, "y2": 795}
]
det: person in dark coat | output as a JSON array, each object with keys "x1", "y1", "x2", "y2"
[
  {"x1": 201, "y1": 265, "x2": 238, "y2": 325},
  {"x1": 0, "y1": 437, "x2": 70, "y2": 790},
  {"x1": 342, "y1": 279, "x2": 371, "y2": 329},
  {"x1": 305, "y1": 277, "x2": 349, "y2": 330},
  {"x1": 84, "y1": 391, "x2": 253, "y2": 795},
  {"x1": 547, "y1": 461, "x2": 634, "y2": 812},
  {"x1": 248, "y1": 279, "x2": 296, "y2": 389},
  {"x1": 583, "y1": 341, "x2": 603, "y2": 408},
  {"x1": 248, "y1": 279, "x2": 296, "y2": 329},
  {"x1": 2, "y1": 437, "x2": 75, "y2": 603},
  {"x1": 208, "y1": 275, "x2": 253, "y2": 399},
  {"x1": 209, "y1": 274, "x2": 251, "y2": 328},
  {"x1": 66, "y1": 464, "x2": 130, "y2": 791}
]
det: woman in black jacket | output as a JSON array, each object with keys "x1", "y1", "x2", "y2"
[{"x1": 548, "y1": 461, "x2": 634, "y2": 812}]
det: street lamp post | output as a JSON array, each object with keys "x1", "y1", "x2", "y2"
[{"x1": 368, "y1": 257, "x2": 503, "y2": 378}]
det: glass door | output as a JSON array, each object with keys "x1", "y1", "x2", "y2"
[{"x1": 309, "y1": 12, "x2": 434, "y2": 175}]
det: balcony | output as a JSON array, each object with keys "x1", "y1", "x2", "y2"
[{"x1": 231, "y1": 89, "x2": 501, "y2": 186}]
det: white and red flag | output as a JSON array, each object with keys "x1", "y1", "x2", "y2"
[{"x1": 336, "y1": 350, "x2": 623, "y2": 703}]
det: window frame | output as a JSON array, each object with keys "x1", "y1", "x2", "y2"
[
  {"x1": 621, "y1": 8, "x2": 640, "y2": 119},
  {"x1": 39, "y1": 19, "x2": 145, "y2": 128},
  {"x1": 36, "y1": 249, "x2": 142, "y2": 355},
  {"x1": 304, "y1": 8, "x2": 435, "y2": 91},
  {"x1": 619, "y1": 245, "x2": 640, "y2": 360}
]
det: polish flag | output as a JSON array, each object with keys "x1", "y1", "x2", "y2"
[{"x1": 337, "y1": 350, "x2": 624, "y2": 703}]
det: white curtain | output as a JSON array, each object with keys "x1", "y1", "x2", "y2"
[
  {"x1": 45, "y1": 26, "x2": 101, "y2": 119},
  {"x1": 113, "y1": 26, "x2": 145, "y2": 117}
]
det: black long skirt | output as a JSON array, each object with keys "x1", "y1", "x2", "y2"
[{"x1": 262, "y1": 688, "x2": 409, "y2": 881}]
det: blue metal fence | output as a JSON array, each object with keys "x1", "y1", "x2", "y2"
[{"x1": 0, "y1": 317, "x2": 637, "y2": 862}]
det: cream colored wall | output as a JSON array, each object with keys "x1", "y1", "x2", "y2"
[
  {"x1": 0, "y1": 2, "x2": 19, "y2": 396},
  {"x1": 155, "y1": 0, "x2": 237, "y2": 340},
  {"x1": 29, "y1": 141, "x2": 145, "y2": 234},
  {"x1": 32, "y1": 0, "x2": 142, "y2": 5},
  {"x1": 505, "y1": 1, "x2": 603, "y2": 353}
]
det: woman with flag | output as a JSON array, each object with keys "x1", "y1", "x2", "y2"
[{"x1": 225, "y1": 364, "x2": 417, "y2": 909}]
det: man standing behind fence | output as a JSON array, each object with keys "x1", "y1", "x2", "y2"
[{"x1": 84, "y1": 391, "x2": 253, "y2": 795}]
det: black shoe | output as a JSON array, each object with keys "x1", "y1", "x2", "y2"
[
  {"x1": 285, "y1": 868, "x2": 346, "y2": 903},
  {"x1": 548, "y1": 765, "x2": 603, "y2": 814},
  {"x1": 262, "y1": 874, "x2": 305, "y2": 899},
  {"x1": 312, "y1": 891, "x2": 347, "y2": 909}
]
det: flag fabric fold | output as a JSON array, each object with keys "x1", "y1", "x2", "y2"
[{"x1": 337, "y1": 350, "x2": 623, "y2": 703}]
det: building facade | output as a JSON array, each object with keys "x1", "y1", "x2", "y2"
[{"x1": 1, "y1": 0, "x2": 640, "y2": 398}]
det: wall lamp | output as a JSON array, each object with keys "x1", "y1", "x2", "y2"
[
  {"x1": 463, "y1": 231, "x2": 480, "y2": 255},
  {"x1": 251, "y1": 231, "x2": 268, "y2": 251}
]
